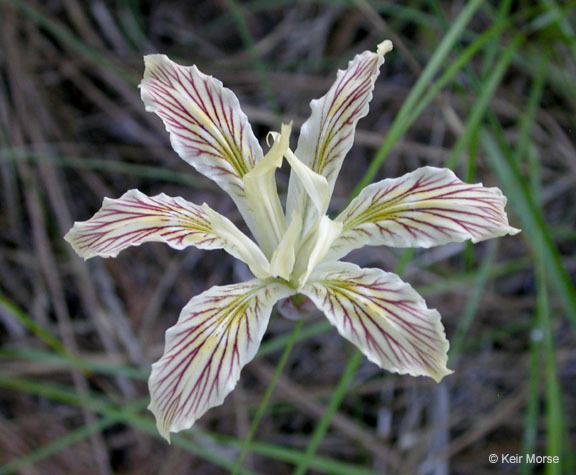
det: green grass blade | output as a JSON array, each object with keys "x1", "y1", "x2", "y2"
[
  {"x1": 258, "y1": 320, "x2": 330, "y2": 358},
  {"x1": 521, "y1": 323, "x2": 542, "y2": 475},
  {"x1": 0, "y1": 400, "x2": 147, "y2": 475},
  {"x1": 445, "y1": 34, "x2": 523, "y2": 169},
  {"x1": 520, "y1": 52, "x2": 548, "y2": 475},
  {"x1": 216, "y1": 433, "x2": 378, "y2": 475},
  {"x1": 351, "y1": 0, "x2": 485, "y2": 197},
  {"x1": 0, "y1": 375, "x2": 255, "y2": 474},
  {"x1": 233, "y1": 320, "x2": 303, "y2": 473},
  {"x1": 1, "y1": 0, "x2": 136, "y2": 85},
  {"x1": 481, "y1": 131, "x2": 576, "y2": 325},
  {"x1": 0, "y1": 375, "x2": 375, "y2": 474},
  {"x1": 0, "y1": 347, "x2": 147, "y2": 380},
  {"x1": 479, "y1": 0, "x2": 513, "y2": 75},
  {"x1": 537, "y1": 261, "x2": 564, "y2": 474},
  {"x1": 515, "y1": 59, "x2": 548, "y2": 165},
  {"x1": 404, "y1": 16, "x2": 508, "y2": 130},
  {"x1": 292, "y1": 349, "x2": 364, "y2": 475},
  {"x1": 448, "y1": 241, "x2": 499, "y2": 361},
  {"x1": 222, "y1": 0, "x2": 278, "y2": 111},
  {"x1": 0, "y1": 150, "x2": 205, "y2": 187},
  {"x1": 0, "y1": 417, "x2": 117, "y2": 475},
  {"x1": 0, "y1": 296, "x2": 88, "y2": 373}
]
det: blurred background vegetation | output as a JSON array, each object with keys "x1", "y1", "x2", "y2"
[{"x1": 0, "y1": 0, "x2": 575, "y2": 473}]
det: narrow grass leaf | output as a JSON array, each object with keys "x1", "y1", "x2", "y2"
[
  {"x1": 233, "y1": 321, "x2": 302, "y2": 473},
  {"x1": 445, "y1": 35, "x2": 523, "y2": 169},
  {"x1": 0, "y1": 375, "x2": 374, "y2": 474},
  {"x1": 0, "y1": 296, "x2": 88, "y2": 373},
  {"x1": 448, "y1": 241, "x2": 499, "y2": 361},
  {"x1": 481, "y1": 131, "x2": 576, "y2": 325},
  {"x1": 2, "y1": 0, "x2": 136, "y2": 85},
  {"x1": 0, "y1": 400, "x2": 148, "y2": 475},
  {"x1": 293, "y1": 350, "x2": 364, "y2": 475},
  {"x1": 352, "y1": 0, "x2": 486, "y2": 197}
]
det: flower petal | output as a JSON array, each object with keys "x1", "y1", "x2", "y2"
[
  {"x1": 65, "y1": 189, "x2": 227, "y2": 259},
  {"x1": 148, "y1": 278, "x2": 292, "y2": 441},
  {"x1": 270, "y1": 211, "x2": 302, "y2": 280},
  {"x1": 202, "y1": 204, "x2": 271, "y2": 279},
  {"x1": 140, "y1": 55, "x2": 263, "y2": 237},
  {"x1": 302, "y1": 262, "x2": 451, "y2": 382},
  {"x1": 286, "y1": 40, "x2": 393, "y2": 220},
  {"x1": 242, "y1": 123, "x2": 291, "y2": 256},
  {"x1": 284, "y1": 148, "x2": 330, "y2": 219},
  {"x1": 329, "y1": 167, "x2": 521, "y2": 260},
  {"x1": 297, "y1": 215, "x2": 342, "y2": 288}
]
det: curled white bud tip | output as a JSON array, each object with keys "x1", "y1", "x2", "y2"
[{"x1": 377, "y1": 40, "x2": 393, "y2": 56}]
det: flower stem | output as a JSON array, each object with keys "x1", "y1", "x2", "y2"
[
  {"x1": 233, "y1": 320, "x2": 303, "y2": 474},
  {"x1": 293, "y1": 350, "x2": 364, "y2": 475}
]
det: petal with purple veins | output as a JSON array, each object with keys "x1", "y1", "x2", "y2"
[
  {"x1": 286, "y1": 40, "x2": 393, "y2": 224},
  {"x1": 302, "y1": 262, "x2": 452, "y2": 382},
  {"x1": 148, "y1": 279, "x2": 292, "y2": 441},
  {"x1": 140, "y1": 55, "x2": 264, "y2": 241},
  {"x1": 65, "y1": 189, "x2": 226, "y2": 259},
  {"x1": 329, "y1": 166, "x2": 520, "y2": 260}
]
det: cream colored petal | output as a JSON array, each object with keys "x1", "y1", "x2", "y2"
[
  {"x1": 270, "y1": 212, "x2": 302, "y2": 280},
  {"x1": 297, "y1": 215, "x2": 343, "y2": 288},
  {"x1": 140, "y1": 55, "x2": 263, "y2": 239},
  {"x1": 286, "y1": 40, "x2": 393, "y2": 220},
  {"x1": 329, "y1": 167, "x2": 521, "y2": 261},
  {"x1": 284, "y1": 148, "x2": 330, "y2": 219},
  {"x1": 65, "y1": 189, "x2": 226, "y2": 259},
  {"x1": 202, "y1": 204, "x2": 271, "y2": 279},
  {"x1": 302, "y1": 262, "x2": 452, "y2": 383},
  {"x1": 149, "y1": 279, "x2": 292, "y2": 441},
  {"x1": 242, "y1": 123, "x2": 291, "y2": 256}
]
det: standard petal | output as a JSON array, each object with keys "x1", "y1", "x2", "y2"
[
  {"x1": 64, "y1": 189, "x2": 227, "y2": 259},
  {"x1": 284, "y1": 148, "x2": 330, "y2": 219},
  {"x1": 242, "y1": 123, "x2": 291, "y2": 256},
  {"x1": 202, "y1": 204, "x2": 271, "y2": 279},
  {"x1": 148, "y1": 279, "x2": 292, "y2": 441},
  {"x1": 286, "y1": 40, "x2": 393, "y2": 220},
  {"x1": 296, "y1": 215, "x2": 343, "y2": 288},
  {"x1": 302, "y1": 262, "x2": 451, "y2": 382},
  {"x1": 270, "y1": 211, "x2": 302, "y2": 280},
  {"x1": 329, "y1": 167, "x2": 521, "y2": 260},
  {"x1": 140, "y1": 55, "x2": 263, "y2": 236}
]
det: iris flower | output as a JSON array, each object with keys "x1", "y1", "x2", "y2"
[{"x1": 65, "y1": 40, "x2": 519, "y2": 441}]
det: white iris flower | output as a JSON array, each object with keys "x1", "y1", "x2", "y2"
[{"x1": 65, "y1": 40, "x2": 520, "y2": 441}]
